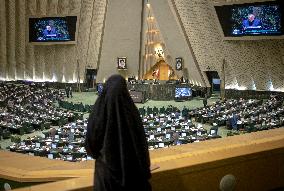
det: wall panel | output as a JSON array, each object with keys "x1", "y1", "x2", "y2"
[
  {"x1": 66, "y1": 0, "x2": 82, "y2": 83},
  {"x1": 33, "y1": 0, "x2": 47, "y2": 80},
  {"x1": 44, "y1": 46, "x2": 55, "y2": 81},
  {"x1": 25, "y1": 0, "x2": 37, "y2": 80},
  {"x1": 0, "y1": 0, "x2": 7, "y2": 80},
  {"x1": 97, "y1": 0, "x2": 143, "y2": 82},
  {"x1": 76, "y1": 0, "x2": 95, "y2": 82},
  {"x1": 6, "y1": 0, "x2": 16, "y2": 80},
  {"x1": 54, "y1": 0, "x2": 68, "y2": 82},
  {"x1": 15, "y1": 0, "x2": 26, "y2": 80},
  {"x1": 44, "y1": 0, "x2": 58, "y2": 81},
  {"x1": 86, "y1": 0, "x2": 107, "y2": 70},
  {"x1": 69, "y1": 0, "x2": 81, "y2": 15}
]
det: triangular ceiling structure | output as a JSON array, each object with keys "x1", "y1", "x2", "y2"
[
  {"x1": 140, "y1": 0, "x2": 208, "y2": 86},
  {"x1": 97, "y1": 0, "x2": 209, "y2": 87},
  {"x1": 142, "y1": 2, "x2": 177, "y2": 80}
]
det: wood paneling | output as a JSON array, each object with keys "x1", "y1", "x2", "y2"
[{"x1": 1, "y1": 128, "x2": 284, "y2": 191}]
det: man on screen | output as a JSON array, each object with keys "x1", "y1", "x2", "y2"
[
  {"x1": 176, "y1": 59, "x2": 182, "y2": 71},
  {"x1": 242, "y1": 14, "x2": 262, "y2": 29},
  {"x1": 118, "y1": 59, "x2": 126, "y2": 69},
  {"x1": 43, "y1": 25, "x2": 57, "y2": 39}
]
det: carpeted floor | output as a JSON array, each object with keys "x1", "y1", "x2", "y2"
[
  {"x1": 1, "y1": 92, "x2": 231, "y2": 150},
  {"x1": 65, "y1": 92, "x2": 220, "y2": 110}
]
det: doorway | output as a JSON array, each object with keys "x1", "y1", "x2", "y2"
[{"x1": 205, "y1": 71, "x2": 220, "y2": 94}]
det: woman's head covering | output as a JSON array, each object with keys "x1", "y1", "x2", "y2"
[{"x1": 85, "y1": 74, "x2": 151, "y2": 187}]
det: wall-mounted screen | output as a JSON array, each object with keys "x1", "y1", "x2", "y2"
[
  {"x1": 97, "y1": 83, "x2": 104, "y2": 95},
  {"x1": 212, "y1": 78, "x2": 221, "y2": 85},
  {"x1": 215, "y1": 1, "x2": 284, "y2": 37},
  {"x1": 175, "y1": 87, "x2": 192, "y2": 100},
  {"x1": 29, "y1": 16, "x2": 77, "y2": 43}
]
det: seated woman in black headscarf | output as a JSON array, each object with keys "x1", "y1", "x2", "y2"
[{"x1": 85, "y1": 74, "x2": 151, "y2": 191}]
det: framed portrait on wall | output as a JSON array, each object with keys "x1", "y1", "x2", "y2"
[
  {"x1": 117, "y1": 57, "x2": 127, "y2": 70},
  {"x1": 176, "y1": 57, "x2": 183, "y2": 71}
]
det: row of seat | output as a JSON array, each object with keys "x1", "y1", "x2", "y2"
[
  {"x1": 138, "y1": 106, "x2": 184, "y2": 116},
  {"x1": 58, "y1": 100, "x2": 92, "y2": 113},
  {"x1": 8, "y1": 111, "x2": 221, "y2": 161},
  {"x1": 8, "y1": 120, "x2": 90, "y2": 162},
  {"x1": 0, "y1": 81, "x2": 88, "y2": 140}
]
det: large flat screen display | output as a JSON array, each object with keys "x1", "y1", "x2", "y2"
[
  {"x1": 29, "y1": 16, "x2": 77, "y2": 43},
  {"x1": 215, "y1": 1, "x2": 284, "y2": 37},
  {"x1": 175, "y1": 87, "x2": 192, "y2": 99},
  {"x1": 97, "y1": 83, "x2": 104, "y2": 95}
]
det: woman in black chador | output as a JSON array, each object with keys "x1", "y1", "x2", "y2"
[{"x1": 85, "y1": 75, "x2": 151, "y2": 191}]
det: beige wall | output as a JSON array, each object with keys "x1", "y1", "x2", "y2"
[
  {"x1": 1, "y1": 0, "x2": 283, "y2": 90},
  {"x1": 0, "y1": 0, "x2": 106, "y2": 82},
  {"x1": 173, "y1": 0, "x2": 284, "y2": 91},
  {"x1": 96, "y1": 0, "x2": 143, "y2": 82}
]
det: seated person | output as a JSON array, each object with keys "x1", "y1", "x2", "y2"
[
  {"x1": 43, "y1": 25, "x2": 57, "y2": 38},
  {"x1": 209, "y1": 123, "x2": 218, "y2": 136},
  {"x1": 230, "y1": 112, "x2": 238, "y2": 130},
  {"x1": 243, "y1": 14, "x2": 262, "y2": 30}
]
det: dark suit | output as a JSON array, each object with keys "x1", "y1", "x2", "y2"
[
  {"x1": 243, "y1": 19, "x2": 262, "y2": 28},
  {"x1": 231, "y1": 114, "x2": 238, "y2": 130},
  {"x1": 43, "y1": 28, "x2": 57, "y2": 38},
  {"x1": 203, "y1": 97, "x2": 208, "y2": 107}
]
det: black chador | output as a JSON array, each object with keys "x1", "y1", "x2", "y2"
[{"x1": 85, "y1": 75, "x2": 151, "y2": 191}]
